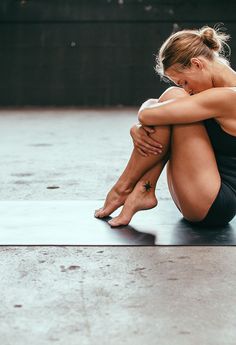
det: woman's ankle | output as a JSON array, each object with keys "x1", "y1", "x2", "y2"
[
  {"x1": 115, "y1": 180, "x2": 134, "y2": 194},
  {"x1": 137, "y1": 179, "x2": 157, "y2": 193}
]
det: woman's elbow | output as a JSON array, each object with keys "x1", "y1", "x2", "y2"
[
  {"x1": 138, "y1": 110, "x2": 152, "y2": 125},
  {"x1": 138, "y1": 110, "x2": 146, "y2": 124}
]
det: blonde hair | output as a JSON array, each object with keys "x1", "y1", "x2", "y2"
[{"x1": 155, "y1": 25, "x2": 231, "y2": 76}]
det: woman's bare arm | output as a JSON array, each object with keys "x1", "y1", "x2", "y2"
[{"x1": 138, "y1": 88, "x2": 235, "y2": 126}]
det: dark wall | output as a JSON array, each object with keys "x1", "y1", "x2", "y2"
[{"x1": 0, "y1": 0, "x2": 235, "y2": 106}]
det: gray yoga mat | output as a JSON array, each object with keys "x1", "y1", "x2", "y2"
[{"x1": 0, "y1": 200, "x2": 235, "y2": 245}]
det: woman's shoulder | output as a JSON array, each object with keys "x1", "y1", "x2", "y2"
[
  {"x1": 204, "y1": 88, "x2": 236, "y2": 121},
  {"x1": 187, "y1": 87, "x2": 236, "y2": 120},
  {"x1": 202, "y1": 86, "x2": 236, "y2": 96},
  {"x1": 196, "y1": 87, "x2": 236, "y2": 106}
]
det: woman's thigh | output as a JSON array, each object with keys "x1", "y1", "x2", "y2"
[{"x1": 166, "y1": 121, "x2": 221, "y2": 222}]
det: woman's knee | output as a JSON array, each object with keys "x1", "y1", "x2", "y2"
[
  {"x1": 139, "y1": 87, "x2": 189, "y2": 151},
  {"x1": 158, "y1": 86, "x2": 189, "y2": 103}
]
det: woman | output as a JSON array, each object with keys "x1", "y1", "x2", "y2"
[{"x1": 94, "y1": 25, "x2": 236, "y2": 227}]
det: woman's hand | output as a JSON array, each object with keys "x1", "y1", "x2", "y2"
[{"x1": 130, "y1": 124, "x2": 163, "y2": 157}]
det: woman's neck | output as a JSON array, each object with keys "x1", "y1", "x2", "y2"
[{"x1": 211, "y1": 60, "x2": 236, "y2": 87}]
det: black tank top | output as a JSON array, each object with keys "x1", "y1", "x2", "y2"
[{"x1": 204, "y1": 118, "x2": 236, "y2": 194}]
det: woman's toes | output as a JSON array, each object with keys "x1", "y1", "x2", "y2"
[
  {"x1": 94, "y1": 208, "x2": 105, "y2": 218},
  {"x1": 95, "y1": 206, "x2": 112, "y2": 219},
  {"x1": 96, "y1": 210, "x2": 106, "y2": 218},
  {"x1": 108, "y1": 219, "x2": 115, "y2": 226},
  {"x1": 108, "y1": 218, "x2": 120, "y2": 227},
  {"x1": 108, "y1": 216, "x2": 128, "y2": 227},
  {"x1": 98, "y1": 203, "x2": 122, "y2": 219}
]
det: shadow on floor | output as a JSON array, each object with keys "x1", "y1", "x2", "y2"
[{"x1": 102, "y1": 216, "x2": 236, "y2": 246}]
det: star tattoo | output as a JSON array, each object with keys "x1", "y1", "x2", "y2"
[{"x1": 143, "y1": 181, "x2": 152, "y2": 192}]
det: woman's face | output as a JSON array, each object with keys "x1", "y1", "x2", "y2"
[{"x1": 164, "y1": 58, "x2": 213, "y2": 95}]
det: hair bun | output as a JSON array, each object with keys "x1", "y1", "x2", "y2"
[
  {"x1": 199, "y1": 26, "x2": 230, "y2": 53},
  {"x1": 200, "y1": 27, "x2": 221, "y2": 51}
]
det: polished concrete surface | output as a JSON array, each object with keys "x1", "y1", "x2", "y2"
[{"x1": 1, "y1": 108, "x2": 236, "y2": 345}]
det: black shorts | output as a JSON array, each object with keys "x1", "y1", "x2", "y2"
[{"x1": 185, "y1": 181, "x2": 236, "y2": 227}]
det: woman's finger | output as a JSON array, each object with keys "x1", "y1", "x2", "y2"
[
  {"x1": 135, "y1": 142, "x2": 152, "y2": 155},
  {"x1": 145, "y1": 137, "x2": 163, "y2": 148},
  {"x1": 139, "y1": 128, "x2": 163, "y2": 148},
  {"x1": 139, "y1": 141, "x2": 162, "y2": 153},
  {"x1": 137, "y1": 143, "x2": 161, "y2": 155},
  {"x1": 137, "y1": 147, "x2": 148, "y2": 157},
  {"x1": 131, "y1": 126, "x2": 161, "y2": 149},
  {"x1": 142, "y1": 126, "x2": 155, "y2": 134}
]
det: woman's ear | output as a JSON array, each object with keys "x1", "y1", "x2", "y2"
[{"x1": 190, "y1": 57, "x2": 204, "y2": 70}]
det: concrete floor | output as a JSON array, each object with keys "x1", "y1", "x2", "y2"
[{"x1": 1, "y1": 108, "x2": 236, "y2": 345}]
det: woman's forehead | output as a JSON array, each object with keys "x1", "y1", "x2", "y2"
[
  {"x1": 165, "y1": 65, "x2": 195, "y2": 82},
  {"x1": 164, "y1": 68, "x2": 182, "y2": 83}
]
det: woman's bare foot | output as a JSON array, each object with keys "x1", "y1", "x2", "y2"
[
  {"x1": 108, "y1": 180, "x2": 158, "y2": 227},
  {"x1": 94, "y1": 184, "x2": 133, "y2": 219}
]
